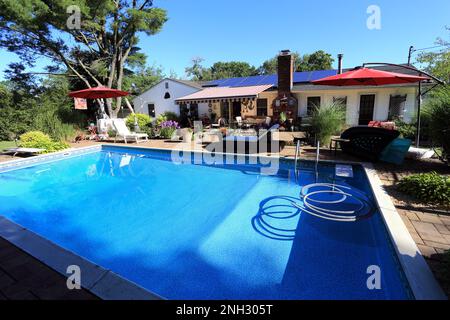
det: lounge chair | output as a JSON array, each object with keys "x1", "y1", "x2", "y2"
[
  {"x1": 1, "y1": 147, "x2": 45, "y2": 157},
  {"x1": 340, "y1": 126, "x2": 400, "y2": 161},
  {"x1": 112, "y1": 119, "x2": 148, "y2": 144}
]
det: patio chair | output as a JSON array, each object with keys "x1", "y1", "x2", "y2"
[
  {"x1": 340, "y1": 126, "x2": 400, "y2": 161},
  {"x1": 236, "y1": 116, "x2": 243, "y2": 128},
  {"x1": 112, "y1": 119, "x2": 148, "y2": 144},
  {"x1": 211, "y1": 117, "x2": 228, "y2": 128}
]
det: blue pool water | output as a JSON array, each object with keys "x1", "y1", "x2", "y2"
[{"x1": 0, "y1": 146, "x2": 412, "y2": 299}]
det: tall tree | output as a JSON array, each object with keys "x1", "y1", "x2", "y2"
[
  {"x1": 185, "y1": 57, "x2": 212, "y2": 81},
  {"x1": 209, "y1": 61, "x2": 257, "y2": 79},
  {"x1": 416, "y1": 27, "x2": 450, "y2": 83},
  {"x1": 122, "y1": 64, "x2": 164, "y2": 97},
  {"x1": 186, "y1": 59, "x2": 257, "y2": 81},
  {"x1": 258, "y1": 50, "x2": 335, "y2": 75},
  {"x1": 0, "y1": 0, "x2": 167, "y2": 117}
]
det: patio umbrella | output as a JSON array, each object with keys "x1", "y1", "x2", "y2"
[
  {"x1": 311, "y1": 67, "x2": 429, "y2": 86},
  {"x1": 68, "y1": 86, "x2": 129, "y2": 99},
  {"x1": 312, "y1": 66, "x2": 431, "y2": 147},
  {"x1": 68, "y1": 86, "x2": 138, "y2": 130}
]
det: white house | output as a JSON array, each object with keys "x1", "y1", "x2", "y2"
[
  {"x1": 176, "y1": 52, "x2": 428, "y2": 127},
  {"x1": 135, "y1": 53, "x2": 430, "y2": 126},
  {"x1": 132, "y1": 78, "x2": 209, "y2": 119}
]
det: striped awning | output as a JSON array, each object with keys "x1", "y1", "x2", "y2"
[{"x1": 175, "y1": 84, "x2": 273, "y2": 104}]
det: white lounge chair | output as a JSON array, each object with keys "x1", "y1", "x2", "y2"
[
  {"x1": 2, "y1": 147, "x2": 45, "y2": 156},
  {"x1": 112, "y1": 119, "x2": 148, "y2": 144}
]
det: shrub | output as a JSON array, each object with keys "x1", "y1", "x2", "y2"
[
  {"x1": 125, "y1": 113, "x2": 152, "y2": 131},
  {"x1": 310, "y1": 102, "x2": 346, "y2": 146},
  {"x1": 19, "y1": 131, "x2": 69, "y2": 153},
  {"x1": 156, "y1": 111, "x2": 179, "y2": 126},
  {"x1": 423, "y1": 86, "x2": 450, "y2": 163},
  {"x1": 33, "y1": 106, "x2": 77, "y2": 142},
  {"x1": 394, "y1": 118, "x2": 416, "y2": 140},
  {"x1": 159, "y1": 120, "x2": 179, "y2": 139},
  {"x1": 398, "y1": 172, "x2": 450, "y2": 205}
]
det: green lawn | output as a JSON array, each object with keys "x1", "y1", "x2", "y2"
[{"x1": 0, "y1": 141, "x2": 17, "y2": 150}]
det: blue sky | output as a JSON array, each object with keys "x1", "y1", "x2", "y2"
[{"x1": 1, "y1": 0, "x2": 449, "y2": 80}]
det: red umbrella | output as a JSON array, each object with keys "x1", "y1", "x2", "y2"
[
  {"x1": 312, "y1": 67, "x2": 429, "y2": 86},
  {"x1": 68, "y1": 86, "x2": 129, "y2": 99}
]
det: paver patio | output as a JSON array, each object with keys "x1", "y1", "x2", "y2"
[{"x1": 0, "y1": 237, "x2": 97, "y2": 300}]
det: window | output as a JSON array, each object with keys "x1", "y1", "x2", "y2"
[
  {"x1": 147, "y1": 104, "x2": 155, "y2": 117},
  {"x1": 165, "y1": 82, "x2": 169, "y2": 89},
  {"x1": 164, "y1": 92, "x2": 171, "y2": 99},
  {"x1": 180, "y1": 104, "x2": 189, "y2": 119},
  {"x1": 388, "y1": 94, "x2": 407, "y2": 120},
  {"x1": 257, "y1": 99, "x2": 268, "y2": 117},
  {"x1": 333, "y1": 96, "x2": 347, "y2": 114},
  {"x1": 307, "y1": 96, "x2": 321, "y2": 116},
  {"x1": 190, "y1": 103, "x2": 199, "y2": 119}
]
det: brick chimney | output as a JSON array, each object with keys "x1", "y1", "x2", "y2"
[
  {"x1": 277, "y1": 50, "x2": 293, "y2": 95},
  {"x1": 272, "y1": 50, "x2": 298, "y2": 122}
]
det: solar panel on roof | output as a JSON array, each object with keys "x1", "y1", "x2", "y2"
[
  {"x1": 202, "y1": 69, "x2": 337, "y2": 88},
  {"x1": 309, "y1": 70, "x2": 337, "y2": 81},
  {"x1": 293, "y1": 72, "x2": 311, "y2": 83},
  {"x1": 237, "y1": 76, "x2": 259, "y2": 87},
  {"x1": 219, "y1": 78, "x2": 235, "y2": 86}
]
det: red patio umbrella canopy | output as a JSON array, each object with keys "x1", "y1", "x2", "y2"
[
  {"x1": 68, "y1": 86, "x2": 129, "y2": 99},
  {"x1": 312, "y1": 67, "x2": 429, "y2": 86}
]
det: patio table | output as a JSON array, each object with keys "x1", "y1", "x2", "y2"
[{"x1": 329, "y1": 137, "x2": 350, "y2": 156}]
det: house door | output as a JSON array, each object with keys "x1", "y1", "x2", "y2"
[
  {"x1": 232, "y1": 101, "x2": 241, "y2": 119},
  {"x1": 358, "y1": 95, "x2": 375, "y2": 125},
  {"x1": 147, "y1": 104, "x2": 155, "y2": 117}
]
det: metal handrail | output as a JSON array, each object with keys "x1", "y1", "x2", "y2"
[
  {"x1": 315, "y1": 141, "x2": 320, "y2": 166},
  {"x1": 294, "y1": 139, "x2": 301, "y2": 181}
]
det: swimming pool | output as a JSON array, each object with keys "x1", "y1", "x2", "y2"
[{"x1": 0, "y1": 145, "x2": 414, "y2": 299}]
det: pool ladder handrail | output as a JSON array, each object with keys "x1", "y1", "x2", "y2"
[
  {"x1": 294, "y1": 139, "x2": 301, "y2": 180},
  {"x1": 294, "y1": 140, "x2": 320, "y2": 181}
]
